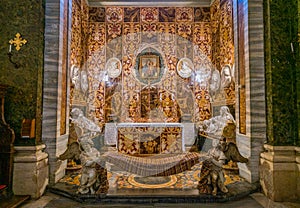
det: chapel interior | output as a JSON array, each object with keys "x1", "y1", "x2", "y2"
[{"x1": 0, "y1": 0, "x2": 299, "y2": 207}]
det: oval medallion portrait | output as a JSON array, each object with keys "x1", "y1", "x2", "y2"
[
  {"x1": 177, "y1": 58, "x2": 193, "y2": 78},
  {"x1": 106, "y1": 57, "x2": 122, "y2": 79}
]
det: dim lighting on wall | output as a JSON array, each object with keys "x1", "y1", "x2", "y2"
[{"x1": 8, "y1": 33, "x2": 27, "y2": 68}]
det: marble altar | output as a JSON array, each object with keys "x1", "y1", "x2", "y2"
[
  {"x1": 104, "y1": 123, "x2": 188, "y2": 154},
  {"x1": 117, "y1": 123, "x2": 184, "y2": 155}
]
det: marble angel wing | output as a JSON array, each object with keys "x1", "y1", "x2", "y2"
[{"x1": 58, "y1": 142, "x2": 81, "y2": 161}]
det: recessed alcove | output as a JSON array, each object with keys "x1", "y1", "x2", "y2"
[{"x1": 42, "y1": 0, "x2": 266, "y2": 202}]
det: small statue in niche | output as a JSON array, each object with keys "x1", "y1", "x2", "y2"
[
  {"x1": 71, "y1": 65, "x2": 80, "y2": 90},
  {"x1": 209, "y1": 69, "x2": 221, "y2": 97},
  {"x1": 220, "y1": 65, "x2": 233, "y2": 89}
]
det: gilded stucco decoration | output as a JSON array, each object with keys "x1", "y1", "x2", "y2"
[
  {"x1": 220, "y1": 0, "x2": 234, "y2": 68},
  {"x1": 89, "y1": 7, "x2": 105, "y2": 22},
  {"x1": 158, "y1": 23, "x2": 176, "y2": 56},
  {"x1": 176, "y1": 8, "x2": 193, "y2": 22},
  {"x1": 141, "y1": 7, "x2": 159, "y2": 23},
  {"x1": 176, "y1": 8, "x2": 193, "y2": 41},
  {"x1": 106, "y1": 7, "x2": 123, "y2": 42},
  {"x1": 140, "y1": 8, "x2": 158, "y2": 40},
  {"x1": 210, "y1": 0, "x2": 220, "y2": 70},
  {"x1": 70, "y1": 0, "x2": 83, "y2": 67},
  {"x1": 70, "y1": 0, "x2": 90, "y2": 113}
]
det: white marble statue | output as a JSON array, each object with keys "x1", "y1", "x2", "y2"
[
  {"x1": 77, "y1": 138, "x2": 101, "y2": 194},
  {"x1": 209, "y1": 69, "x2": 221, "y2": 95},
  {"x1": 70, "y1": 108, "x2": 104, "y2": 194},
  {"x1": 70, "y1": 108, "x2": 102, "y2": 139},
  {"x1": 220, "y1": 65, "x2": 232, "y2": 89},
  {"x1": 71, "y1": 65, "x2": 80, "y2": 90},
  {"x1": 200, "y1": 106, "x2": 235, "y2": 137}
]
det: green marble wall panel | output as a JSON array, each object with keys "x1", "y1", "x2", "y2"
[
  {"x1": 0, "y1": 1, "x2": 44, "y2": 145},
  {"x1": 297, "y1": 0, "x2": 300, "y2": 146},
  {"x1": 265, "y1": 0, "x2": 299, "y2": 146}
]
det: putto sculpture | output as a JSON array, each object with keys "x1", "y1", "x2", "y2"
[
  {"x1": 198, "y1": 137, "x2": 248, "y2": 196},
  {"x1": 198, "y1": 139, "x2": 228, "y2": 195},
  {"x1": 197, "y1": 105, "x2": 248, "y2": 196}
]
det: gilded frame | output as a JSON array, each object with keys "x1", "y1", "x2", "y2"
[{"x1": 139, "y1": 55, "x2": 160, "y2": 79}]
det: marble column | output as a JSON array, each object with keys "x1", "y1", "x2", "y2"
[
  {"x1": 233, "y1": 0, "x2": 266, "y2": 183},
  {"x1": 43, "y1": 0, "x2": 71, "y2": 184}
]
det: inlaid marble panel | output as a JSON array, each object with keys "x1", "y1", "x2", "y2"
[
  {"x1": 159, "y1": 7, "x2": 175, "y2": 22},
  {"x1": 89, "y1": 7, "x2": 105, "y2": 22},
  {"x1": 117, "y1": 123, "x2": 183, "y2": 155},
  {"x1": 194, "y1": 7, "x2": 210, "y2": 22},
  {"x1": 124, "y1": 7, "x2": 140, "y2": 22},
  {"x1": 82, "y1": 5, "x2": 234, "y2": 127}
]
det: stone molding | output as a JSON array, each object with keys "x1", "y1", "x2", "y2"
[
  {"x1": 13, "y1": 144, "x2": 49, "y2": 199},
  {"x1": 13, "y1": 144, "x2": 48, "y2": 162}
]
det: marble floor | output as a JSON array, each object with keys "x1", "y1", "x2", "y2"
[
  {"x1": 16, "y1": 164, "x2": 298, "y2": 208},
  {"x1": 17, "y1": 191, "x2": 300, "y2": 208}
]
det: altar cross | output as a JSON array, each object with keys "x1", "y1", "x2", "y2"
[{"x1": 9, "y1": 33, "x2": 27, "y2": 51}]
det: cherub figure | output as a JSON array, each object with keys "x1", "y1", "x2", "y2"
[
  {"x1": 198, "y1": 139, "x2": 228, "y2": 196},
  {"x1": 77, "y1": 138, "x2": 101, "y2": 194},
  {"x1": 198, "y1": 138, "x2": 248, "y2": 196}
]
